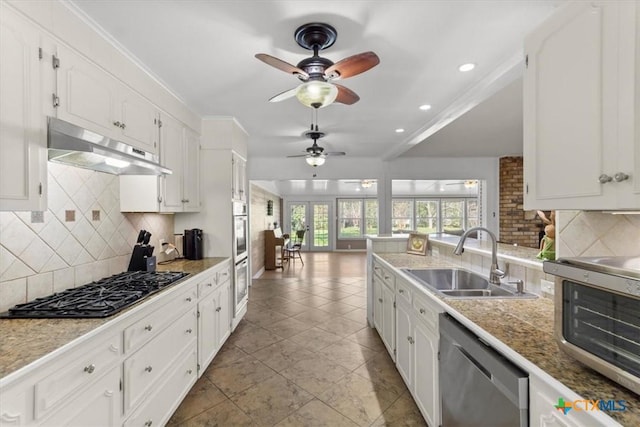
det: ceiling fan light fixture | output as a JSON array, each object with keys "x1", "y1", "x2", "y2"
[
  {"x1": 306, "y1": 155, "x2": 326, "y2": 167},
  {"x1": 296, "y1": 81, "x2": 338, "y2": 108},
  {"x1": 361, "y1": 180, "x2": 373, "y2": 188}
]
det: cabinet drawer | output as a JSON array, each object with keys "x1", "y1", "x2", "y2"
[
  {"x1": 413, "y1": 292, "x2": 441, "y2": 330},
  {"x1": 217, "y1": 263, "x2": 231, "y2": 284},
  {"x1": 124, "y1": 285, "x2": 197, "y2": 353},
  {"x1": 34, "y1": 332, "x2": 121, "y2": 420},
  {"x1": 396, "y1": 278, "x2": 412, "y2": 305},
  {"x1": 124, "y1": 307, "x2": 197, "y2": 412},
  {"x1": 373, "y1": 259, "x2": 395, "y2": 289},
  {"x1": 197, "y1": 272, "x2": 217, "y2": 298},
  {"x1": 123, "y1": 344, "x2": 197, "y2": 427}
]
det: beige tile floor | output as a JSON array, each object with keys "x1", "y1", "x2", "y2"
[{"x1": 168, "y1": 252, "x2": 428, "y2": 427}]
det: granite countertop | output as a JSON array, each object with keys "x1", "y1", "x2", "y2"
[
  {"x1": 0, "y1": 257, "x2": 228, "y2": 380},
  {"x1": 376, "y1": 253, "x2": 639, "y2": 426}
]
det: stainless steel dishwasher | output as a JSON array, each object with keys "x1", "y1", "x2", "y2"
[{"x1": 439, "y1": 313, "x2": 529, "y2": 426}]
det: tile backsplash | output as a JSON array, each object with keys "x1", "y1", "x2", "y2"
[
  {"x1": 0, "y1": 163, "x2": 174, "y2": 312},
  {"x1": 557, "y1": 211, "x2": 640, "y2": 257}
]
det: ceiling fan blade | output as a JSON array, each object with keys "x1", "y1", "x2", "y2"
[
  {"x1": 255, "y1": 53, "x2": 309, "y2": 79},
  {"x1": 269, "y1": 87, "x2": 298, "y2": 103},
  {"x1": 334, "y1": 84, "x2": 360, "y2": 105},
  {"x1": 325, "y1": 51, "x2": 380, "y2": 80},
  {"x1": 325, "y1": 152, "x2": 346, "y2": 156},
  {"x1": 286, "y1": 154, "x2": 309, "y2": 158}
]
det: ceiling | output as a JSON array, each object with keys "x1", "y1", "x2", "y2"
[{"x1": 68, "y1": 0, "x2": 560, "y2": 169}]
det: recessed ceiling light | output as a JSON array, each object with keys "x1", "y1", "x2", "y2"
[
  {"x1": 395, "y1": 128, "x2": 405, "y2": 133},
  {"x1": 458, "y1": 63, "x2": 475, "y2": 72},
  {"x1": 419, "y1": 104, "x2": 432, "y2": 111}
]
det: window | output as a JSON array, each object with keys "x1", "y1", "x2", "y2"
[
  {"x1": 392, "y1": 197, "x2": 479, "y2": 234},
  {"x1": 442, "y1": 199, "x2": 464, "y2": 234},
  {"x1": 338, "y1": 199, "x2": 378, "y2": 238},
  {"x1": 365, "y1": 199, "x2": 379, "y2": 235},
  {"x1": 392, "y1": 199, "x2": 413, "y2": 233},
  {"x1": 415, "y1": 200, "x2": 438, "y2": 234}
]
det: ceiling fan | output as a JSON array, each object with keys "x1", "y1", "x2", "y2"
[
  {"x1": 287, "y1": 124, "x2": 346, "y2": 167},
  {"x1": 445, "y1": 180, "x2": 479, "y2": 188},
  {"x1": 256, "y1": 22, "x2": 380, "y2": 108}
]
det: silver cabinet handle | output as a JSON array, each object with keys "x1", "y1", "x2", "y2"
[
  {"x1": 187, "y1": 369, "x2": 193, "y2": 375},
  {"x1": 384, "y1": 276, "x2": 390, "y2": 280},
  {"x1": 145, "y1": 366, "x2": 153, "y2": 373},
  {"x1": 113, "y1": 121, "x2": 121, "y2": 128},
  {"x1": 186, "y1": 328, "x2": 193, "y2": 334},
  {"x1": 407, "y1": 336, "x2": 414, "y2": 344},
  {"x1": 598, "y1": 174, "x2": 613, "y2": 184},
  {"x1": 120, "y1": 122, "x2": 126, "y2": 129},
  {"x1": 398, "y1": 289, "x2": 405, "y2": 294},
  {"x1": 186, "y1": 297, "x2": 192, "y2": 302},
  {"x1": 144, "y1": 324, "x2": 153, "y2": 331},
  {"x1": 378, "y1": 298, "x2": 383, "y2": 303},
  {"x1": 144, "y1": 421, "x2": 152, "y2": 427},
  {"x1": 207, "y1": 283, "x2": 213, "y2": 287},
  {"x1": 216, "y1": 307, "x2": 222, "y2": 312},
  {"x1": 614, "y1": 172, "x2": 630, "y2": 182},
  {"x1": 84, "y1": 364, "x2": 95, "y2": 374},
  {"x1": 419, "y1": 308, "x2": 426, "y2": 314}
]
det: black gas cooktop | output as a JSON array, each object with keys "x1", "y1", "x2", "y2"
[{"x1": 1, "y1": 271, "x2": 189, "y2": 319}]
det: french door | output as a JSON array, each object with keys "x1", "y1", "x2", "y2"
[{"x1": 286, "y1": 201, "x2": 332, "y2": 251}]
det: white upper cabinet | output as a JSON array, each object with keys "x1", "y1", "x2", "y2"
[
  {"x1": 523, "y1": 1, "x2": 640, "y2": 210},
  {"x1": 120, "y1": 114, "x2": 200, "y2": 213},
  {"x1": 55, "y1": 44, "x2": 159, "y2": 156},
  {"x1": 231, "y1": 152, "x2": 246, "y2": 202},
  {"x1": 0, "y1": 4, "x2": 47, "y2": 211}
]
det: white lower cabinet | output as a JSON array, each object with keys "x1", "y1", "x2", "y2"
[
  {"x1": 413, "y1": 318, "x2": 439, "y2": 427},
  {"x1": 123, "y1": 345, "x2": 197, "y2": 427},
  {"x1": 0, "y1": 261, "x2": 235, "y2": 427},
  {"x1": 123, "y1": 307, "x2": 197, "y2": 412},
  {"x1": 38, "y1": 367, "x2": 121, "y2": 427},
  {"x1": 197, "y1": 271, "x2": 231, "y2": 376},
  {"x1": 395, "y1": 300, "x2": 413, "y2": 387},
  {"x1": 529, "y1": 375, "x2": 622, "y2": 427}
]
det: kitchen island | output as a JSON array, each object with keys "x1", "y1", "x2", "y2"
[
  {"x1": 0, "y1": 257, "x2": 230, "y2": 426},
  {"x1": 368, "y1": 234, "x2": 639, "y2": 426}
]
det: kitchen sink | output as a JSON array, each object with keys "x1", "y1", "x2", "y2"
[{"x1": 401, "y1": 268, "x2": 537, "y2": 299}]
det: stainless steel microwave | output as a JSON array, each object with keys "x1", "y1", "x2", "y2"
[{"x1": 544, "y1": 257, "x2": 640, "y2": 396}]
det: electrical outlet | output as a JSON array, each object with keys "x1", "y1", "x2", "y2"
[{"x1": 541, "y1": 279, "x2": 554, "y2": 295}]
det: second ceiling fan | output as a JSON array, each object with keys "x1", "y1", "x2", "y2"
[
  {"x1": 256, "y1": 22, "x2": 380, "y2": 108},
  {"x1": 287, "y1": 124, "x2": 345, "y2": 167}
]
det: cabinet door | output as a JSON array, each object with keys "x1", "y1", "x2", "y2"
[
  {"x1": 182, "y1": 127, "x2": 200, "y2": 211},
  {"x1": 215, "y1": 281, "x2": 231, "y2": 350},
  {"x1": 395, "y1": 301, "x2": 413, "y2": 387},
  {"x1": 160, "y1": 115, "x2": 184, "y2": 212},
  {"x1": 523, "y1": 1, "x2": 625, "y2": 209},
  {"x1": 373, "y1": 276, "x2": 383, "y2": 332},
  {"x1": 39, "y1": 366, "x2": 120, "y2": 427},
  {"x1": 197, "y1": 291, "x2": 218, "y2": 375},
  {"x1": 413, "y1": 320, "x2": 439, "y2": 427},
  {"x1": 381, "y1": 284, "x2": 396, "y2": 360},
  {"x1": 56, "y1": 44, "x2": 119, "y2": 139},
  {"x1": 0, "y1": 5, "x2": 46, "y2": 211},
  {"x1": 119, "y1": 86, "x2": 159, "y2": 155},
  {"x1": 232, "y1": 153, "x2": 246, "y2": 201}
]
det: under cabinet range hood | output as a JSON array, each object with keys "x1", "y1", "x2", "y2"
[{"x1": 47, "y1": 117, "x2": 171, "y2": 175}]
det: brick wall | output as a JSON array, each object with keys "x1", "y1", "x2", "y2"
[{"x1": 499, "y1": 157, "x2": 541, "y2": 248}]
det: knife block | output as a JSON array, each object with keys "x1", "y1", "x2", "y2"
[{"x1": 128, "y1": 246, "x2": 148, "y2": 271}]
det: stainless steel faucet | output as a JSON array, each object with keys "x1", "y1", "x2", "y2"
[{"x1": 453, "y1": 227, "x2": 505, "y2": 285}]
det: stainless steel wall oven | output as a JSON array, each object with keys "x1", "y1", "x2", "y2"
[{"x1": 544, "y1": 257, "x2": 640, "y2": 395}]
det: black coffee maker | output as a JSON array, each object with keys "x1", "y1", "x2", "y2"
[{"x1": 184, "y1": 229, "x2": 203, "y2": 260}]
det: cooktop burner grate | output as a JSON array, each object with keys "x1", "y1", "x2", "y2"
[{"x1": 1, "y1": 271, "x2": 189, "y2": 319}]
